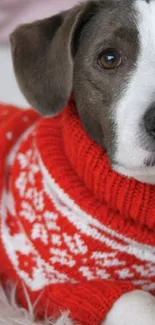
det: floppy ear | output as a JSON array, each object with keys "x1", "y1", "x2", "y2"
[{"x1": 10, "y1": 1, "x2": 98, "y2": 116}]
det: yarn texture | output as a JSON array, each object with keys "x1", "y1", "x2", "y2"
[{"x1": 1, "y1": 100, "x2": 155, "y2": 325}]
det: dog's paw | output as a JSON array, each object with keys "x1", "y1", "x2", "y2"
[{"x1": 103, "y1": 290, "x2": 155, "y2": 325}]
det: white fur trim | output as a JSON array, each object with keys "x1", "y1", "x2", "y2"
[
  {"x1": 103, "y1": 290, "x2": 155, "y2": 325},
  {"x1": 0, "y1": 283, "x2": 73, "y2": 325}
]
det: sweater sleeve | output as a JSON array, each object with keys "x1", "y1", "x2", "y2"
[{"x1": 28, "y1": 280, "x2": 136, "y2": 325}]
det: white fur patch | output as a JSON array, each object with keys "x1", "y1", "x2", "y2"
[{"x1": 114, "y1": 0, "x2": 155, "y2": 184}]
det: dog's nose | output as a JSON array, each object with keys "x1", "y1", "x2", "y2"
[{"x1": 144, "y1": 104, "x2": 155, "y2": 138}]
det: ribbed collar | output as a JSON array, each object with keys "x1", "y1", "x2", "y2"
[{"x1": 37, "y1": 100, "x2": 155, "y2": 230}]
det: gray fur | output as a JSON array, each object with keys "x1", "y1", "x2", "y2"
[{"x1": 10, "y1": 0, "x2": 139, "y2": 162}]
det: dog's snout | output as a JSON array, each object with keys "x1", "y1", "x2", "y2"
[{"x1": 144, "y1": 104, "x2": 155, "y2": 138}]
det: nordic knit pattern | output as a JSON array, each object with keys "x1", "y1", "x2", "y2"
[{"x1": 1, "y1": 101, "x2": 155, "y2": 325}]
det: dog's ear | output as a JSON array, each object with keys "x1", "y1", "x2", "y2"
[{"x1": 10, "y1": 1, "x2": 98, "y2": 116}]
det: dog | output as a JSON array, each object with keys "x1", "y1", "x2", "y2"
[
  {"x1": 10, "y1": 0, "x2": 155, "y2": 185},
  {"x1": 1, "y1": 0, "x2": 155, "y2": 324}
]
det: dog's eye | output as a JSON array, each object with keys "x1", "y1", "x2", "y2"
[{"x1": 98, "y1": 49, "x2": 122, "y2": 69}]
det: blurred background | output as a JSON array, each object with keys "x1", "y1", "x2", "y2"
[{"x1": 0, "y1": 0, "x2": 79, "y2": 107}]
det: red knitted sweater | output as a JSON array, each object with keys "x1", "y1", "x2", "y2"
[{"x1": 1, "y1": 101, "x2": 155, "y2": 325}]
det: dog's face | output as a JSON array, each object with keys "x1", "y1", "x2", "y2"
[{"x1": 10, "y1": 0, "x2": 155, "y2": 184}]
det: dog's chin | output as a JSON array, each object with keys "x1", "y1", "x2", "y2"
[{"x1": 113, "y1": 164, "x2": 155, "y2": 185}]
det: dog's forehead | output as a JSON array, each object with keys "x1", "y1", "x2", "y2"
[
  {"x1": 95, "y1": 0, "x2": 155, "y2": 25},
  {"x1": 84, "y1": 0, "x2": 138, "y2": 43},
  {"x1": 89, "y1": 0, "x2": 155, "y2": 52}
]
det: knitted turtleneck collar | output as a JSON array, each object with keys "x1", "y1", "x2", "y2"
[{"x1": 37, "y1": 100, "x2": 155, "y2": 232}]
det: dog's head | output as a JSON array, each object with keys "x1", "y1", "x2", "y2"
[{"x1": 10, "y1": 0, "x2": 155, "y2": 184}]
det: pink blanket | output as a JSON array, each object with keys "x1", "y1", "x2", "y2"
[{"x1": 0, "y1": 0, "x2": 80, "y2": 43}]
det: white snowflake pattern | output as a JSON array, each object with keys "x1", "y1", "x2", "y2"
[
  {"x1": 91, "y1": 251, "x2": 125, "y2": 268},
  {"x1": 63, "y1": 233, "x2": 88, "y2": 255},
  {"x1": 33, "y1": 189, "x2": 44, "y2": 212},
  {"x1": 16, "y1": 172, "x2": 28, "y2": 197},
  {"x1": 17, "y1": 150, "x2": 33, "y2": 169},
  {"x1": 20, "y1": 201, "x2": 37, "y2": 223},
  {"x1": 95, "y1": 268, "x2": 110, "y2": 279},
  {"x1": 25, "y1": 188, "x2": 34, "y2": 200},
  {"x1": 44, "y1": 211, "x2": 60, "y2": 231},
  {"x1": 116, "y1": 268, "x2": 134, "y2": 279},
  {"x1": 27, "y1": 163, "x2": 40, "y2": 185},
  {"x1": 17, "y1": 150, "x2": 40, "y2": 186},
  {"x1": 51, "y1": 234, "x2": 62, "y2": 246},
  {"x1": 31, "y1": 223, "x2": 48, "y2": 245},
  {"x1": 50, "y1": 248, "x2": 76, "y2": 268},
  {"x1": 133, "y1": 263, "x2": 155, "y2": 277},
  {"x1": 79, "y1": 266, "x2": 96, "y2": 280}
]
